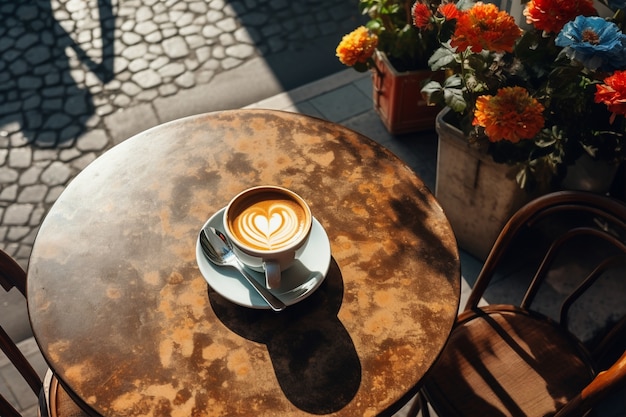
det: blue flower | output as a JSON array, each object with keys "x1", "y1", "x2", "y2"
[{"x1": 555, "y1": 16, "x2": 626, "y2": 71}]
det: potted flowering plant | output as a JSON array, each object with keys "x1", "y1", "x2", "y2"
[
  {"x1": 421, "y1": 0, "x2": 626, "y2": 191},
  {"x1": 336, "y1": 0, "x2": 464, "y2": 71},
  {"x1": 335, "y1": 0, "x2": 472, "y2": 133},
  {"x1": 418, "y1": 0, "x2": 626, "y2": 259}
]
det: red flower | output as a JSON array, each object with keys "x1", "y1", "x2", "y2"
[
  {"x1": 451, "y1": 2, "x2": 522, "y2": 53},
  {"x1": 473, "y1": 87, "x2": 545, "y2": 143},
  {"x1": 412, "y1": 3, "x2": 432, "y2": 29},
  {"x1": 438, "y1": 3, "x2": 461, "y2": 20},
  {"x1": 595, "y1": 70, "x2": 626, "y2": 123},
  {"x1": 524, "y1": 0, "x2": 597, "y2": 33}
]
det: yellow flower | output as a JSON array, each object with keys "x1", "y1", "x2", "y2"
[
  {"x1": 336, "y1": 26, "x2": 378, "y2": 67},
  {"x1": 473, "y1": 87, "x2": 545, "y2": 143}
]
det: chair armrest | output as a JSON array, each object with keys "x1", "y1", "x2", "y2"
[
  {"x1": 554, "y1": 351, "x2": 626, "y2": 417},
  {"x1": 582, "y1": 351, "x2": 626, "y2": 400}
]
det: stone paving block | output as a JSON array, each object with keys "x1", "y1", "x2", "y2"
[
  {"x1": 0, "y1": 184, "x2": 18, "y2": 201},
  {"x1": 288, "y1": 71, "x2": 368, "y2": 105},
  {"x1": 8, "y1": 148, "x2": 32, "y2": 169},
  {"x1": 40, "y1": 161, "x2": 71, "y2": 186},
  {"x1": 309, "y1": 84, "x2": 371, "y2": 122},
  {"x1": 3, "y1": 204, "x2": 33, "y2": 225},
  {"x1": 340, "y1": 108, "x2": 389, "y2": 144},
  {"x1": 18, "y1": 166, "x2": 44, "y2": 186},
  {"x1": 245, "y1": 92, "x2": 295, "y2": 111},
  {"x1": 353, "y1": 74, "x2": 374, "y2": 100},
  {"x1": 284, "y1": 102, "x2": 324, "y2": 120},
  {"x1": 76, "y1": 129, "x2": 109, "y2": 152},
  {"x1": 17, "y1": 185, "x2": 47, "y2": 203}
]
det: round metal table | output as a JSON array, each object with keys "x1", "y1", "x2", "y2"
[{"x1": 27, "y1": 109, "x2": 460, "y2": 417}]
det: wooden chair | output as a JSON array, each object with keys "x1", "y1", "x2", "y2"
[
  {"x1": 0, "y1": 250, "x2": 90, "y2": 417},
  {"x1": 411, "y1": 191, "x2": 626, "y2": 417}
]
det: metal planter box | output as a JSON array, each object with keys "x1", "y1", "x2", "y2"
[{"x1": 372, "y1": 51, "x2": 443, "y2": 135}]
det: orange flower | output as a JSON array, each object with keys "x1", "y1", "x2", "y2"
[
  {"x1": 438, "y1": 3, "x2": 461, "y2": 20},
  {"x1": 595, "y1": 70, "x2": 626, "y2": 123},
  {"x1": 524, "y1": 0, "x2": 597, "y2": 33},
  {"x1": 473, "y1": 87, "x2": 545, "y2": 143},
  {"x1": 336, "y1": 26, "x2": 378, "y2": 66},
  {"x1": 412, "y1": 3, "x2": 432, "y2": 29},
  {"x1": 451, "y1": 2, "x2": 522, "y2": 53}
]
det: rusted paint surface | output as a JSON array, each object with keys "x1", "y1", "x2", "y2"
[{"x1": 27, "y1": 110, "x2": 460, "y2": 417}]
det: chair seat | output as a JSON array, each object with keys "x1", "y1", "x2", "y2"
[
  {"x1": 423, "y1": 307, "x2": 596, "y2": 417},
  {"x1": 43, "y1": 370, "x2": 92, "y2": 417}
]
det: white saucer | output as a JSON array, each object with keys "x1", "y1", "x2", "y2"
[{"x1": 196, "y1": 208, "x2": 331, "y2": 309}]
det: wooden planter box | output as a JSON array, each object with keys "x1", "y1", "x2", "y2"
[
  {"x1": 372, "y1": 52, "x2": 443, "y2": 135},
  {"x1": 435, "y1": 108, "x2": 533, "y2": 260},
  {"x1": 435, "y1": 107, "x2": 622, "y2": 259}
]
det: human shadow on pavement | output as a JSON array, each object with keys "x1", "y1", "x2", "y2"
[{"x1": 0, "y1": 0, "x2": 114, "y2": 147}]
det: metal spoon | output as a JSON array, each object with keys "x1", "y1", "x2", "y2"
[{"x1": 199, "y1": 227, "x2": 286, "y2": 311}]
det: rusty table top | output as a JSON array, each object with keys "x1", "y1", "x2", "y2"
[{"x1": 27, "y1": 109, "x2": 460, "y2": 417}]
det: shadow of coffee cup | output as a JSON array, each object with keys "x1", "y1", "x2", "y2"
[{"x1": 208, "y1": 258, "x2": 361, "y2": 413}]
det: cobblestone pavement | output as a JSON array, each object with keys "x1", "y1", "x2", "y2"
[{"x1": 0, "y1": 0, "x2": 363, "y2": 268}]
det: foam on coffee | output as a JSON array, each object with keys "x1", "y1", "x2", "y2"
[{"x1": 228, "y1": 191, "x2": 308, "y2": 251}]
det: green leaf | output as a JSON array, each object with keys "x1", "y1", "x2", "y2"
[
  {"x1": 515, "y1": 166, "x2": 528, "y2": 189},
  {"x1": 428, "y1": 46, "x2": 456, "y2": 70},
  {"x1": 443, "y1": 74, "x2": 463, "y2": 88},
  {"x1": 366, "y1": 20, "x2": 382, "y2": 32},
  {"x1": 444, "y1": 88, "x2": 467, "y2": 112},
  {"x1": 427, "y1": 89, "x2": 445, "y2": 107},
  {"x1": 582, "y1": 143, "x2": 598, "y2": 157},
  {"x1": 421, "y1": 80, "x2": 444, "y2": 106},
  {"x1": 423, "y1": 74, "x2": 466, "y2": 111},
  {"x1": 386, "y1": 4, "x2": 400, "y2": 14},
  {"x1": 421, "y1": 80, "x2": 443, "y2": 95},
  {"x1": 353, "y1": 62, "x2": 370, "y2": 72},
  {"x1": 535, "y1": 138, "x2": 556, "y2": 148}
]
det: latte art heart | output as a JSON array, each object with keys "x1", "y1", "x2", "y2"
[
  {"x1": 253, "y1": 212, "x2": 283, "y2": 237},
  {"x1": 235, "y1": 203, "x2": 304, "y2": 250}
]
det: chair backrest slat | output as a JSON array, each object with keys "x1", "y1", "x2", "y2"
[
  {"x1": 0, "y1": 324, "x2": 42, "y2": 395},
  {"x1": 520, "y1": 227, "x2": 626, "y2": 312},
  {"x1": 465, "y1": 191, "x2": 626, "y2": 321},
  {"x1": 0, "y1": 251, "x2": 27, "y2": 296},
  {"x1": 0, "y1": 250, "x2": 43, "y2": 416},
  {"x1": 0, "y1": 395, "x2": 23, "y2": 417}
]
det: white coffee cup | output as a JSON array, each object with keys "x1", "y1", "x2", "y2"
[{"x1": 223, "y1": 186, "x2": 313, "y2": 289}]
